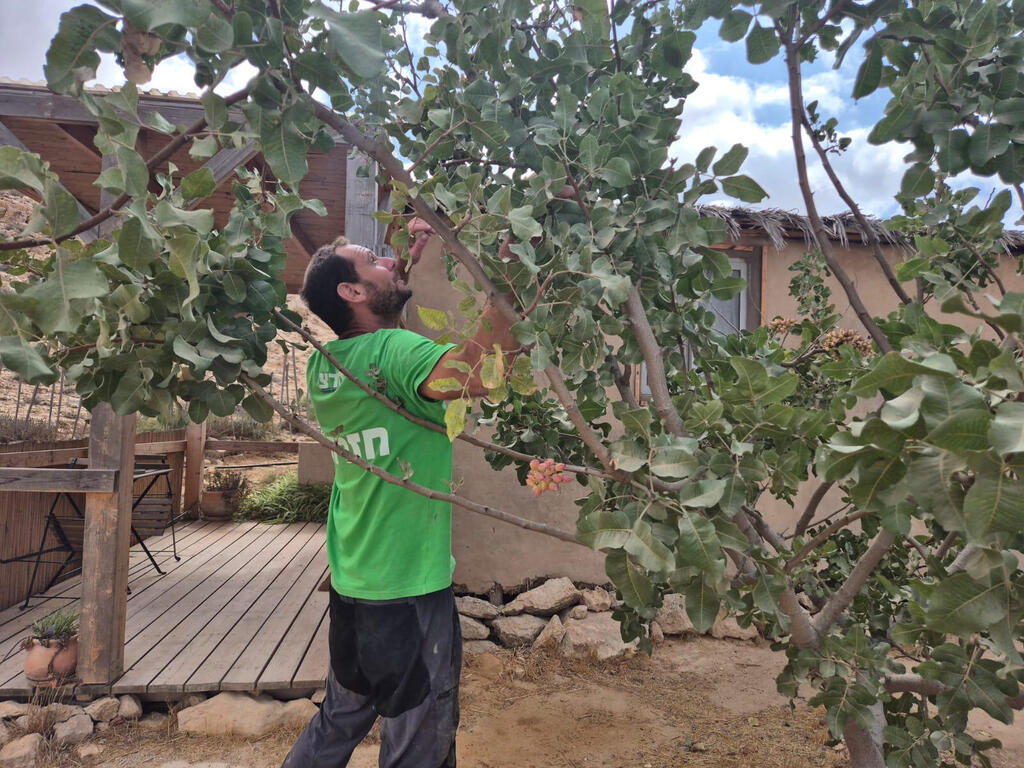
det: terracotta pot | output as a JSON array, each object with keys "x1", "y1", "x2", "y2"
[
  {"x1": 201, "y1": 490, "x2": 232, "y2": 521},
  {"x1": 24, "y1": 635, "x2": 78, "y2": 687}
]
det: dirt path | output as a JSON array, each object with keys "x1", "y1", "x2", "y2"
[{"x1": 52, "y1": 637, "x2": 1023, "y2": 768}]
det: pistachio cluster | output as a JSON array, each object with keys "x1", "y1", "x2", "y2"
[
  {"x1": 526, "y1": 458, "x2": 573, "y2": 496},
  {"x1": 820, "y1": 328, "x2": 874, "y2": 358},
  {"x1": 767, "y1": 317, "x2": 798, "y2": 336}
]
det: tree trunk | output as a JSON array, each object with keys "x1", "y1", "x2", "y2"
[{"x1": 843, "y1": 700, "x2": 886, "y2": 768}]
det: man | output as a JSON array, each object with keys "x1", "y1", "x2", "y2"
[{"x1": 282, "y1": 219, "x2": 519, "y2": 768}]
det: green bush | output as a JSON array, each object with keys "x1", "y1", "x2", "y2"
[
  {"x1": 206, "y1": 409, "x2": 275, "y2": 440},
  {"x1": 235, "y1": 472, "x2": 330, "y2": 523}
]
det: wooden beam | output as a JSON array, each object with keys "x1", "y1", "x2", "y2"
[
  {"x1": 205, "y1": 440, "x2": 302, "y2": 454},
  {"x1": 78, "y1": 406, "x2": 137, "y2": 689},
  {"x1": 133, "y1": 440, "x2": 188, "y2": 455},
  {"x1": 0, "y1": 467, "x2": 116, "y2": 492},
  {"x1": 183, "y1": 421, "x2": 207, "y2": 513},
  {"x1": 289, "y1": 216, "x2": 318, "y2": 258},
  {"x1": 0, "y1": 447, "x2": 88, "y2": 468},
  {"x1": 344, "y1": 150, "x2": 381, "y2": 249},
  {"x1": 0, "y1": 84, "x2": 209, "y2": 127},
  {"x1": 0, "y1": 119, "x2": 99, "y2": 241}
]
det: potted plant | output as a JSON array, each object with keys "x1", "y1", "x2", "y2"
[
  {"x1": 22, "y1": 607, "x2": 78, "y2": 687},
  {"x1": 202, "y1": 469, "x2": 250, "y2": 521}
]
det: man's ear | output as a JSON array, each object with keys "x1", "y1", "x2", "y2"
[{"x1": 337, "y1": 282, "x2": 364, "y2": 303}]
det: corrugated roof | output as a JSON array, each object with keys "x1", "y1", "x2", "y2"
[{"x1": 0, "y1": 77, "x2": 201, "y2": 101}]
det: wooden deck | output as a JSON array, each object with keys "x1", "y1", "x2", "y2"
[{"x1": 0, "y1": 520, "x2": 329, "y2": 700}]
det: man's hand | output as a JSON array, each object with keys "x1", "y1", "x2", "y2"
[{"x1": 407, "y1": 217, "x2": 434, "y2": 264}]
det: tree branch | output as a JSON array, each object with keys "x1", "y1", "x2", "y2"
[
  {"x1": 242, "y1": 374, "x2": 580, "y2": 544},
  {"x1": 783, "y1": 41, "x2": 892, "y2": 353},
  {"x1": 786, "y1": 508, "x2": 874, "y2": 573},
  {"x1": 812, "y1": 530, "x2": 896, "y2": 635},
  {"x1": 794, "y1": 480, "x2": 835, "y2": 537},
  {"x1": 780, "y1": 583, "x2": 820, "y2": 649},
  {"x1": 624, "y1": 285, "x2": 687, "y2": 437}
]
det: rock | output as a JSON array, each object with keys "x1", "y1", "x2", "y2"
[
  {"x1": 0, "y1": 733, "x2": 43, "y2": 768},
  {"x1": 502, "y1": 578, "x2": 580, "y2": 617},
  {"x1": 469, "y1": 652, "x2": 504, "y2": 681},
  {"x1": 0, "y1": 703, "x2": 27, "y2": 721},
  {"x1": 117, "y1": 695, "x2": 143, "y2": 721},
  {"x1": 580, "y1": 588, "x2": 613, "y2": 612},
  {"x1": 455, "y1": 596, "x2": 500, "y2": 621},
  {"x1": 48, "y1": 703, "x2": 85, "y2": 724},
  {"x1": 459, "y1": 615, "x2": 489, "y2": 641},
  {"x1": 462, "y1": 640, "x2": 500, "y2": 655},
  {"x1": 655, "y1": 594, "x2": 696, "y2": 636},
  {"x1": 138, "y1": 712, "x2": 169, "y2": 732},
  {"x1": 53, "y1": 712, "x2": 93, "y2": 745},
  {"x1": 11, "y1": 717, "x2": 28, "y2": 733},
  {"x1": 532, "y1": 615, "x2": 565, "y2": 651},
  {"x1": 177, "y1": 692, "x2": 303, "y2": 738},
  {"x1": 180, "y1": 693, "x2": 207, "y2": 709},
  {"x1": 490, "y1": 615, "x2": 548, "y2": 647},
  {"x1": 311, "y1": 689, "x2": 326, "y2": 705},
  {"x1": 711, "y1": 615, "x2": 759, "y2": 641},
  {"x1": 560, "y1": 613, "x2": 639, "y2": 660},
  {"x1": 95, "y1": 721, "x2": 109, "y2": 733},
  {"x1": 650, "y1": 621, "x2": 665, "y2": 645},
  {"x1": 564, "y1": 605, "x2": 588, "y2": 621},
  {"x1": 85, "y1": 697, "x2": 120, "y2": 723},
  {"x1": 77, "y1": 742, "x2": 103, "y2": 758},
  {"x1": 0, "y1": 723, "x2": 11, "y2": 748},
  {"x1": 282, "y1": 699, "x2": 318, "y2": 728}
]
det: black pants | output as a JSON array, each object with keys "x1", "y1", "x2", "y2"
[{"x1": 281, "y1": 586, "x2": 462, "y2": 768}]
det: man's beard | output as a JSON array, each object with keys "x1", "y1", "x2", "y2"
[{"x1": 364, "y1": 280, "x2": 412, "y2": 319}]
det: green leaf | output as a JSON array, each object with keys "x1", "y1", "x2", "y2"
[
  {"x1": 988, "y1": 401, "x2": 1024, "y2": 456},
  {"x1": 310, "y1": 7, "x2": 385, "y2": 80},
  {"x1": 610, "y1": 438, "x2": 647, "y2": 473},
  {"x1": 444, "y1": 397, "x2": 467, "y2": 440},
  {"x1": 850, "y1": 353, "x2": 952, "y2": 398},
  {"x1": 117, "y1": 216, "x2": 160, "y2": 271},
  {"x1": 0, "y1": 146, "x2": 48, "y2": 192},
  {"x1": 852, "y1": 45, "x2": 882, "y2": 99},
  {"x1": 0, "y1": 337, "x2": 56, "y2": 384},
  {"x1": 507, "y1": 205, "x2": 542, "y2": 240},
  {"x1": 469, "y1": 120, "x2": 508, "y2": 149},
  {"x1": 44, "y1": 5, "x2": 120, "y2": 93},
  {"x1": 181, "y1": 167, "x2": 216, "y2": 201},
  {"x1": 925, "y1": 411, "x2": 993, "y2": 453},
  {"x1": 650, "y1": 445, "x2": 699, "y2": 479},
  {"x1": 850, "y1": 454, "x2": 906, "y2": 509},
  {"x1": 683, "y1": 577, "x2": 720, "y2": 633},
  {"x1": 625, "y1": 519, "x2": 675, "y2": 575},
  {"x1": 480, "y1": 355, "x2": 501, "y2": 390},
  {"x1": 201, "y1": 91, "x2": 228, "y2": 131},
  {"x1": 719, "y1": 10, "x2": 752, "y2": 42},
  {"x1": 43, "y1": 182, "x2": 80, "y2": 238},
  {"x1": 417, "y1": 306, "x2": 448, "y2": 330},
  {"x1": 963, "y1": 467, "x2": 1024, "y2": 542},
  {"x1": 745, "y1": 23, "x2": 780, "y2": 64},
  {"x1": 23, "y1": 256, "x2": 109, "y2": 334},
  {"x1": 712, "y1": 144, "x2": 748, "y2": 176},
  {"x1": 605, "y1": 549, "x2": 655, "y2": 611},
  {"x1": 189, "y1": 136, "x2": 219, "y2": 160},
  {"x1": 599, "y1": 157, "x2": 632, "y2": 189},
  {"x1": 241, "y1": 394, "x2": 275, "y2": 423},
  {"x1": 677, "y1": 479, "x2": 727, "y2": 508},
  {"x1": 111, "y1": 366, "x2": 149, "y2": 415},
  {"x1": 676, "y1": 512, "x2": 725, "y2": 580},
  {"x1": 969, "y1": 124, "x2": 1010, "y2": 169},
  {"x1": 923, "y1": 573, "x2": 1007, "y2": 635},
  {"x1": 249, "y1": 103, "x2": 310, "y2": 184},
  {"x1": 726, "y1": 357, "x2": 798, "y2": 404},
  {"x1": 196, "y1": 9, "x2": 234, "y2": 52},
  {"x1": 900, "y1": 163, "x2": 935, "y2": 198},
  {"x1": 721, "y1": 174, "x2": 768, "y2": 203},
  {"x1": 578, "y1": 510, "x2": 632, "y2": 550}
]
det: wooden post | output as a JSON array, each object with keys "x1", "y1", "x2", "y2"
[
  {"x1": 183, "y1": 421, "x2": 207, "y2": 513},
  {"x1": 77, "y1": 405, "x2": 136, "y2": 691},
  {"x1": 345, "y1": 150, "x2": 382, "y2": 249}
]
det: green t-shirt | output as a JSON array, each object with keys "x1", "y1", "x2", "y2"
[{"x1": 307, "y1": 328, "x2": 455, "y2": 599}]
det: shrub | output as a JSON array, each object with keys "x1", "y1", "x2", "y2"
[
  {"x1": 206, "y1": 409, "x2": 275, "y2": 440},
  {"x1": 205, "y1": 469, "x2": 251, "y2": 509},
  {"x1": 235, "y1": 472, "x2": 330, "y2": 523},
  {"x1": 0, "y1": 415, "x2": 61, "y2": 444}
]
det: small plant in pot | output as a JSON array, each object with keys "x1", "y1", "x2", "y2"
[
  {"x1": 202, "y1": 469, "x2": 250, "y2": 521},
  {"x1": 22, "y1": 607, "x2": 78, "y2": 687}
]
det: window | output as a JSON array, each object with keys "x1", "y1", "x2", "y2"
[{"x1": 637, "y1": 247, "x2": 762, "y2": 400}]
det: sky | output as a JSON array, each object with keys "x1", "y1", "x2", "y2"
[{"x1": 0, "y1": 0, "x2": 1017, "y2": 224}]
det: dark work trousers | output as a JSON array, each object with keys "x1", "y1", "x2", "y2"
[{"x1": 281, "y1": 585, "x2": 462, "y2": 768}]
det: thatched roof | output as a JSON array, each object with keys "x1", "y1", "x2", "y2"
[{"x1": 697, "y1": 204, "x2": 1024, "y2": 255}]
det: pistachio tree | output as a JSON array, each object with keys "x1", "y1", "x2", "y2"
[{"x1": 0, "y1": 1, "x2": 1022, "y2": 766}]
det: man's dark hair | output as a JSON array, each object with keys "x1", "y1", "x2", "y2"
[{"x1": 301, "y1": 236, "x2": 358, "y2": 337}]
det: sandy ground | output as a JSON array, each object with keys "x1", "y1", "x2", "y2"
[{"x1": 35, "y1": 637, "x2": 1024, "y2": 768}]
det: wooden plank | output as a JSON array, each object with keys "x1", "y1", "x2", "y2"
[
  {"x1": 0, "y1": 468, "x2": 116, "y2": 492},
  {"x1": 140, "y1": 523, "x2": 315, "y2": 694},
  {"x1": 220, "y1": 545, "x2": 329, "y2": 691},
  {"x1": 254, "y1": 561, "x2": 331, "y2": 692},
  {"x1": 183, "y1": 422, "x2": 206, "y2": 513},
  {"x1": 0, "y1": 448, "x2": 89, "y2": 468},
  {"x1": 345, "y1": 150, "x2": 380, "y2": 248},
  {"x1": 0, "y1": 85, "x2": 209, "y2": 127},
  {"x1": 114, "y1": 524, "x2": 288, "y2": 693},
  {"x1": 205, "y1": 440, "x2": 301, "y2": 454},
  {"x1": 133, "y1": 441, "x2": 187, "y2": 455},
  {"x1": 291, "y1": 607, "x2": 330, "y2": 690},
  {"x1": 182, "y1": 525, "x2": 326, "y2": 692},
  {"x1": 78, "y1": 407, "x2": 136, "y2": 687}
]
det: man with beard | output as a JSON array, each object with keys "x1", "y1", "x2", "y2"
[{"x1": 282, "y1": 219, "x2": 520, "y2": 768}]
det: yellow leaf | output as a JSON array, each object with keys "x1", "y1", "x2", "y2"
[
  {"x1": 417, "y1": 306, "x2": 448, "y2": 330},
  {"x1": 445, "y1": 397, "x2": 468, "y2": 441}
]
